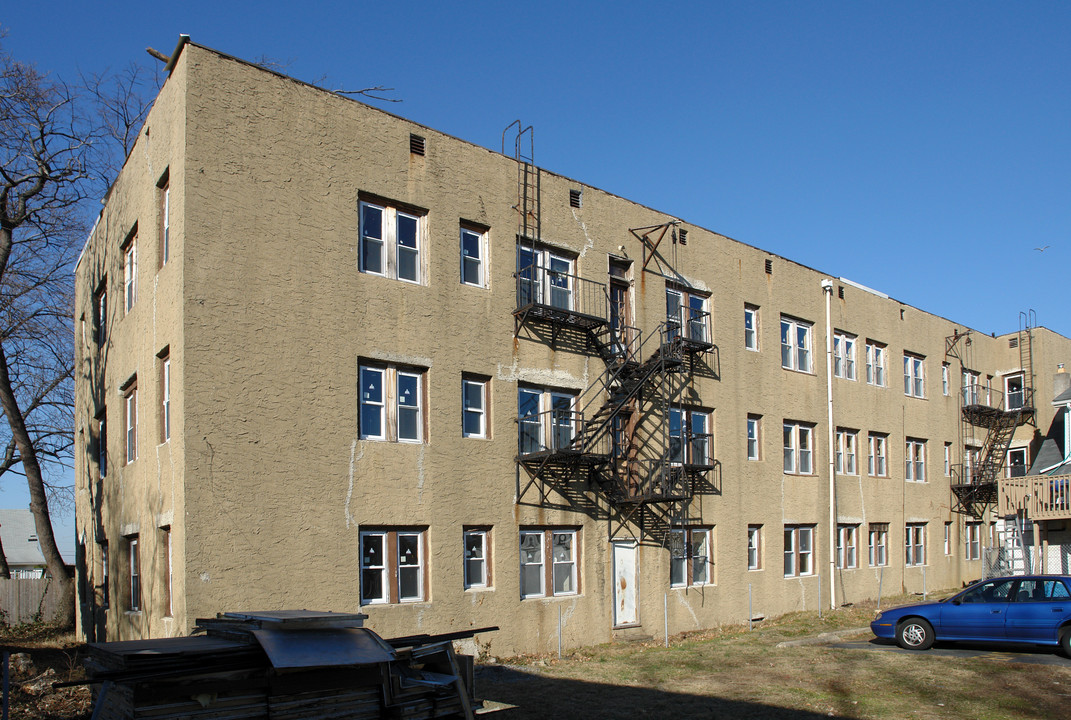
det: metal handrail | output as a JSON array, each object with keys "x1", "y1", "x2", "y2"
[{"x1": 515, "y1": 262, "x2": 608, "y2": 320}]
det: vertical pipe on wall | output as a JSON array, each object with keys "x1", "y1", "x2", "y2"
[
  {"x1": 664, "y1": 593, "x2": 669, "y2": 647},
  {"x1": 748, "y1": 584, "x2": 753, "y2": 631},
  {"x1": 822, "y1": 278, "x2": 837, "y2": 610},
  {"x1": 558, "y1": 605, "x2": 562, "y2": 659}
]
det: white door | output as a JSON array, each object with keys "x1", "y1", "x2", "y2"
[{"x1": 612, "y1": 541, "x2": 639, "y2": 627}]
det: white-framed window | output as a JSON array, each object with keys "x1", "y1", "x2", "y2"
[
  {"x1": 94, "y1": 283, "x2": 107, "y2": 345},
  {"x1": 517, "y1": 245, "x2": 575, "y2": 310},
  {"x1": 1005, "y1": 373, "x2": 1026, "y2": 410},
  {"x1": 744, "y1": 304, "x2": 759, "y2": 351},
  {"x1": 360, "y1": 528, "x2": 427, "y2": 604},
  {"x1": 666, "y1": 286, "x2": 711, "y2": 345},
  {"x1": 865, "y1": 341, "x2": 886, "y2": 386},
  {"x1": 868, "y1": 523, "x2": 888, "y2": 567},
  {"x1": 868, "y1": 433, "x2": 888, "y2": 477},
  {"x1": 835, "y1": 429, "x2": 858, "y2": 475},
  {"x1": 97, "y1": 412, "x2": 107, "y2": 479},
  {"x1": 836, "y1": 525, "x2": 858, "y2": 569},
  {"x1": 518, "y1": 386, "x2": 577, "y2": 454},
  {"x1": 462, "y1": 376, "x2": 489, "y2": 438},
  {"x1": 669, "y1": 407, "x2": 712, "y2": 466},
  {"x1": 464, "y1": 528, "x2": 490, "y2": 589},
  {"x1": 784, "y1": 525, "x2": 814, "y2": 577},
  {"x1": 161, "y1": 354, "x2": 171, "y2": 443},
  {"x1": 520, "y1": 528, "x2": 578, "y2": 598},
  {"x1": 944, "y1": 522, "x2": 952, "y2": 555},
  {"x1": 944, "y1": 443, "x2": 952, "y2": 476},
  {"x1": 905, "y1": 439, "x2": 926, "y2": 482},
  {"x1": 1007, "y1": 447, "x2": 1028, "y2": 478},
  {"x1": 905, "y1": 523, "x2": 926, "y2": 567},
  {"x1": 747, "y1": 525, "x2": 763, "y2": 570},
  {"x1": 123, "y1": 381, "x2": 137, "y2": 464},
  {"x1": 99, "y1": 541, "x2": 109, "y2": 608},
  {"x1": 964, "y1": 445, "x2": 981, "y2": 482},
  {"x1": 783, "y1": 421, "x2": 814, "y2": 475},
  {"x1": 780, "y1": 316, "x2": 813, "y2": 373},
  {"x1": 460, "y1": 225, "x2": 487, "y2": 287},
  {"x1": 903, "y1": 354, "x2": 925, "y2": 398},
  {"x1": 123, "y1": 233, "x2": 137, "y2": 312},
  {"x1": 962, "y1": 370, "x2": 981, "y2": 406},
  {"x1": 159, "y1": 177, "x2": 170, "y2": 267},
  {"x1": 669, "y1": 526, "x2": 713, "y2": 587},
  {"x1": 746, "y1": 414, "x2": 761, "y2": 461},
  {"x1": 127, "y1": 535, "x2": 141, "y2": 612},
  {"x1": 161, "y1": 526, "x2": 172, "y2": 617},
  {"x1": 833, "y1": 332, "x2": 856, "y2": 380},
  {"x1": 942, "y1": 363, "x2": 950, "y2": 396},
  {"x1": 965, "y1": 522, "x2": 981, "y2": 560},
  {"x1": 359, "y1": 200, "x2": 424, "y2": 283},
  {"x1": 359, "y1": 364, "x2": 425, "y2": 443}
]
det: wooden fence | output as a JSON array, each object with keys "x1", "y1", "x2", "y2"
[{"x1": 0, "y1": 577, "x2": 65, "y2": 625}]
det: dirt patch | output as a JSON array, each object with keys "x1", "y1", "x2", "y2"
[{"x1": 1, "y1": 625, "x2": 90, "y2": 720}]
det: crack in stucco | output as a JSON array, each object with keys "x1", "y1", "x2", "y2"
[
  {"x1": 674, "y1": 591, "x2": 700, "y2": 628},
  {"x1": 346, "y1": 439, "x2": 362, "y2": 528},
  {"x1": 571, "y1": 209, "x2": 595, "y2": 258}
]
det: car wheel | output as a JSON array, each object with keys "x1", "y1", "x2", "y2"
[
  {"x1": 1060, "y1": 628, "x2": 1071, "y2": 658},
  {"x1": 896, "y1": 618, "x2": 935, "y2": 650}
]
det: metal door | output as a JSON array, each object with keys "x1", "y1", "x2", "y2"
[{"x1": 612, "y1": 541, "x2": 639, "y2": 627}]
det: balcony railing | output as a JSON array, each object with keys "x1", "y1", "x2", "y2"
[
  {"x1": 961, "y1": 384, "x2": 1035, "y2": 412},
  {"x1": 999, "y1": 474, "x2": 1071, "y2": 520},
  {"x1": 668, "y1": 431, "x2": 714, "y2": 468},
  {"x1": 516, "y1": 263, "x2": 608, "y2": 322},
  {"x1": 666, "y1": 308, "x2": 712, "y2": 348}
]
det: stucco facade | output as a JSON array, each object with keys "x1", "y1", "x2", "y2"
[{"x1": 74, "y1": 41, "x2": 1071, "y2": 656}]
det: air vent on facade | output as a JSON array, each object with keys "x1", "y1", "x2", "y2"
[
  {"x1": 838, "y1": 286, "x2": 844, "y2": 299},
  {"x1": 678, "y1": 228, "x2": 688, "y2": 245},
  {"x1": 410, "y1": 134, "x2": 426, "y2": 156},
  {"x1": 765, "y1": 259, "x2": 773, "y2": 275},
  {"x1": 1009, "y1": 337, "x2": 1019, "y2": 349},
  {"x1": 569, "y1": 189, "x2": 582, "y2": 208}
]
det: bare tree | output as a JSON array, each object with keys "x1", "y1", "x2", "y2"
[{"x1": 0, "y1": 41, "x2": 89, "y2": 610}]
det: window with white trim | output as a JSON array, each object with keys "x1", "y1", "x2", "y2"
[
  {"x1": 835, "y1": 429, "x2": 857, "y2": 475},
  {"x1": 962, "y1": 370, "x2": 981, "y2": 406},
  {"x1": 865, "y1": 341, "x2": 886, "y2": 386},
  {"x1": 833, "y1": 332, "x2": 856, "y2": 380},
  {"x1": 360, "y1": 528, "x2": 427, "y2": 604},
  {"x1": 746, "y1": 415, "x2": 761, "y2": 461},
  {"x1": 460, "y1": 225, "x2": 487, "y2": 287},
  {"x1": 518, "y1": 386, "x2": 577, "y2": 454},
  {"x1": 747, "y1": 525, "x2": 763, "y2": 570},
  {"x1": 784, "y1": 525, "x2": 814, "y2": 577},
  {"x1": 964, "y1": 445, "x2": 980, "y2": 483},
  {"x1": 944, "y1": 522, "x2": 952, "y2": 555},
  {"x1": 520, "y1": 528, "x2": 578, "y2": 598},
  {"x1": 965, "y1": 522, "x2": 981, "y2": 560},
  {"x1": 868, "y1": 433, "x2": 887, "y2": 477},
  {"x1": 905, "y1": 523, "x2": 926, "y2": 566},
  {"x1": 868, "y1": 523, "x2": 888, "y2": 567},
  {"x1": 160, "y1": 352, "x2": 171, "y2": 443},
  {"x1": 669, "y1": 526, "x2": 713, "y2": 587},
  {"x1": 359, "y1": 364, "x2": 425, "y2": 443},
  {"x1": 780, "y1": 316, "x2": 813, "y2": 373},
  {"x1": 941, "y1": 362, "x2": 950, "y2": 396},
  {"x1": 159, "y1": 175, "x2": 170, "y2": 267},
  {"x1": 1005, "y1": 373, "x2": 1026, "y2": 410},
  {"x1": 127, "y1": 535, "x2": 141, "y2": 612},
  {"x1": 1007, "y1": 447, "x2": 1028, "y2": 478},
  {"x1": 462, "y1": 376, "x2": 489, "y2": 438},
  {"x1": 666, "y1": 286, "x2": 711, "y2": 345},
  {"x1": 517, "y1": 245, "x2": 574, "y2": 310},
  {"x1": 944, "y1": 442, "x2": 952, "y2": 476},
  {"x1": 464, "y1": 528, "x2": 491, "y2": 589},
  {"x1": 744, "y1": 304, "x2": 759, "y2": 351},
  {"x1": 905, "y1": 438, "x2": 926, "y2": 482},
  {"x1": 669, "y1": 407, "x2": 712, "y2": 466},
  {"x1": 122, "y1": 232, "x2": 137, "y2": 313},
  {"x1": 359, "y1": 200, "x2": 424, "y2": 283},
  {"x1": 903, "y1": 353, "x2": 925, "y2": 398},
  {"x1": 123, "y1": 380, "x2": 137, "y2": 464},
  {"x1": 836, "y1": 525, "x2": 858, "y2": 569},
  {"x1": 783, "y1": 421, "x2": 814, "y2": 475}
]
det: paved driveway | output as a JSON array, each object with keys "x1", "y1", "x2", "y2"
[{"x1": 833, "y1": 638, "x2": 1071, "y2": 666}]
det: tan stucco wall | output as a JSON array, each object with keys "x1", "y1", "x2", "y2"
[{"x1": 74, "y1": 43, "x2": 1071, "y2": 655}]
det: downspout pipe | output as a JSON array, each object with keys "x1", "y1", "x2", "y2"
[{"x1": 821, "y1": 278, "x2": 836, "y2": 610}]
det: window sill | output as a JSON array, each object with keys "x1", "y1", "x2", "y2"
[{"x1": 464, "y1": 586, "x2": 494, "y2": 593}]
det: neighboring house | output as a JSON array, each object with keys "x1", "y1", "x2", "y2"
[
  {"x1": 0, "y1": 509, "x2": 46, "y2": 579},
  {"x1": 72, "y1": 38, "x2": 1071, "y2": 654}
]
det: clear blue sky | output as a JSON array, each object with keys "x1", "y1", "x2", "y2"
[{"x1": 2, "y1": 2, "x2": 1069, "y2": 544}]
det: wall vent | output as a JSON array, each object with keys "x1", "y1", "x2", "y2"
[
  {"x1": 569, "y1": 189, "x2": 582, "y2": 208},
  {"x1": 1009, "y1": 337, "x2": 1019, "y2": 349},
  {"x1": 838, "y1": 286, "x2": 844, "y2": 299},
  {"x1": 678, "y1": 228, "x2": 688, "y2": 245},
  {"x1": 765, "y1": 259, "x2": 773, "y2": 275},
  {"x1": 410, "y1": 134, "x2": 426, "y2": 156}
]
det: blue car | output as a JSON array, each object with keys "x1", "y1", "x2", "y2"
[{"x1": 870, "y1": 575, "x2": 1071, "y2": 654}]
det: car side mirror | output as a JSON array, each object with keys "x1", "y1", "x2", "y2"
[{"x1": 951, "y1": 599, "x2": 961, "y2": 606}]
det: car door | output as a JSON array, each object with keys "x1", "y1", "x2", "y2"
[
  {"x1": 938, "y1": 578, "x2": 1016, "y2": 640},
  {"x1": 1004, "y1": 578, "x2": 1071, "y2": 643}
]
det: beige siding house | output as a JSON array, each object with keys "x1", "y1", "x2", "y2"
[{"x1": 73, "y1": 40, "x2": 1071, "y2": 656}]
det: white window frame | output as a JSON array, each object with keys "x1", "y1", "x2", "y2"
[
  {"x1": 833, "y1": 332, "x2": 856, "y2": 380},
  {"x1": 865, "y1": 341, "x2": 886, "y2": 386},
  {"x1": 161, "y1": 183, "x2": 170, "y2": 266},
  {"x1": 942, "y1": 363, "x2": 950, "y2": 396},
  {"x1": 835, "y1": 429, "x2": 857, "y2": 475},
  {"x1": 360, "y1": 529, "x2": 427, "y2": 605},
  {"x1": 1005, "y1": 373, "x2": 1026, "y2": 411},
  {"x1": 868, "y1": 433, "x2": 888, "y2": 477},
  {"x1": 747, "y1": 525, "x2": 763, "y2": 570},
  {"x1": 460, "y1": 225, "x2": 487, "y2": 287},
  {"x1": 903, "y1": 354, "x2": 925, "y2": 398},
  {"x1": 669, "y1": 527, "x2": 713, "y2": 587},
  {"x1": 836, "y1": 525, "x2": 858, "y2": 569},
  {"x1": 518, "y1": 387, "x2": 577, "y2": 454},
  {"x1": 780, "y1": 316, "x2": 813, "y2": 373},
  {"x1": 359, "y1": 364, "x2": 426, "y2": 443},
  {"x1": 744, "y1": 304, "x2": 759, "y2": 351},
  {"x1": 359, "y1": 200, "x2": 424, "y2": 284},
  {"x1": 669, "y1": 407, "x2": 712, "y2": 467},
  {"x1": 666, "y1": 286, "x2": 711, "y2": 345},
  {"x1": 462, "y1": 377, "x2": 488, "y2": 439},
  {"x1": 944, "y1": 443, "x2": 951, "y2": 476},
  {"x1": 963, "y1": 370, "x2": 981, "y2": 406},
  {"x1": 905, "y1": 523, "x2": 926, "y2": 567},
  {"x1": 161, "y1": 357, "x2": 171, "y2": 443},
  {"x1": 520, "y1": 528, "x2": 578, "y2": 599},
  {"x1": 944, "y1": 522, "x2": 952, "y2": 555},
  {"x1": 905, "y1": 439, "x2": 926, "y2": 482},
  {"x1": 464, "y1": 529, "x2": 490, "y2": 589},
  {"x1": 124, "y1": 384, "x2": 137, "y2": 464},
  {"x1": 517, "y1": 245, "x2": 575, "y2": 311},
  {"x1": 746, "y1": 415, "x2": 761, "y2": 461},
  {"x1": 868, "y1": 524, "x2": 888, "y2": 567},
  {"x1": 1007, "y1": 447, "x2": 1028, "y2": 478},
  {"x1": 784, "y1": 525, "x2": 814, "y2": 577},
  {"x1": 128, "y1": 536, "x2": 140, "y2": 612},
  {"x1": 123, "y1": 238, "x2": 137, "y2": 312},
  {"x1": 965, "y1": 522, "x2": 981, "y2": 560},
  {"x1": 783, "y1": 421, "x2": 814, "y2": 475}
]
